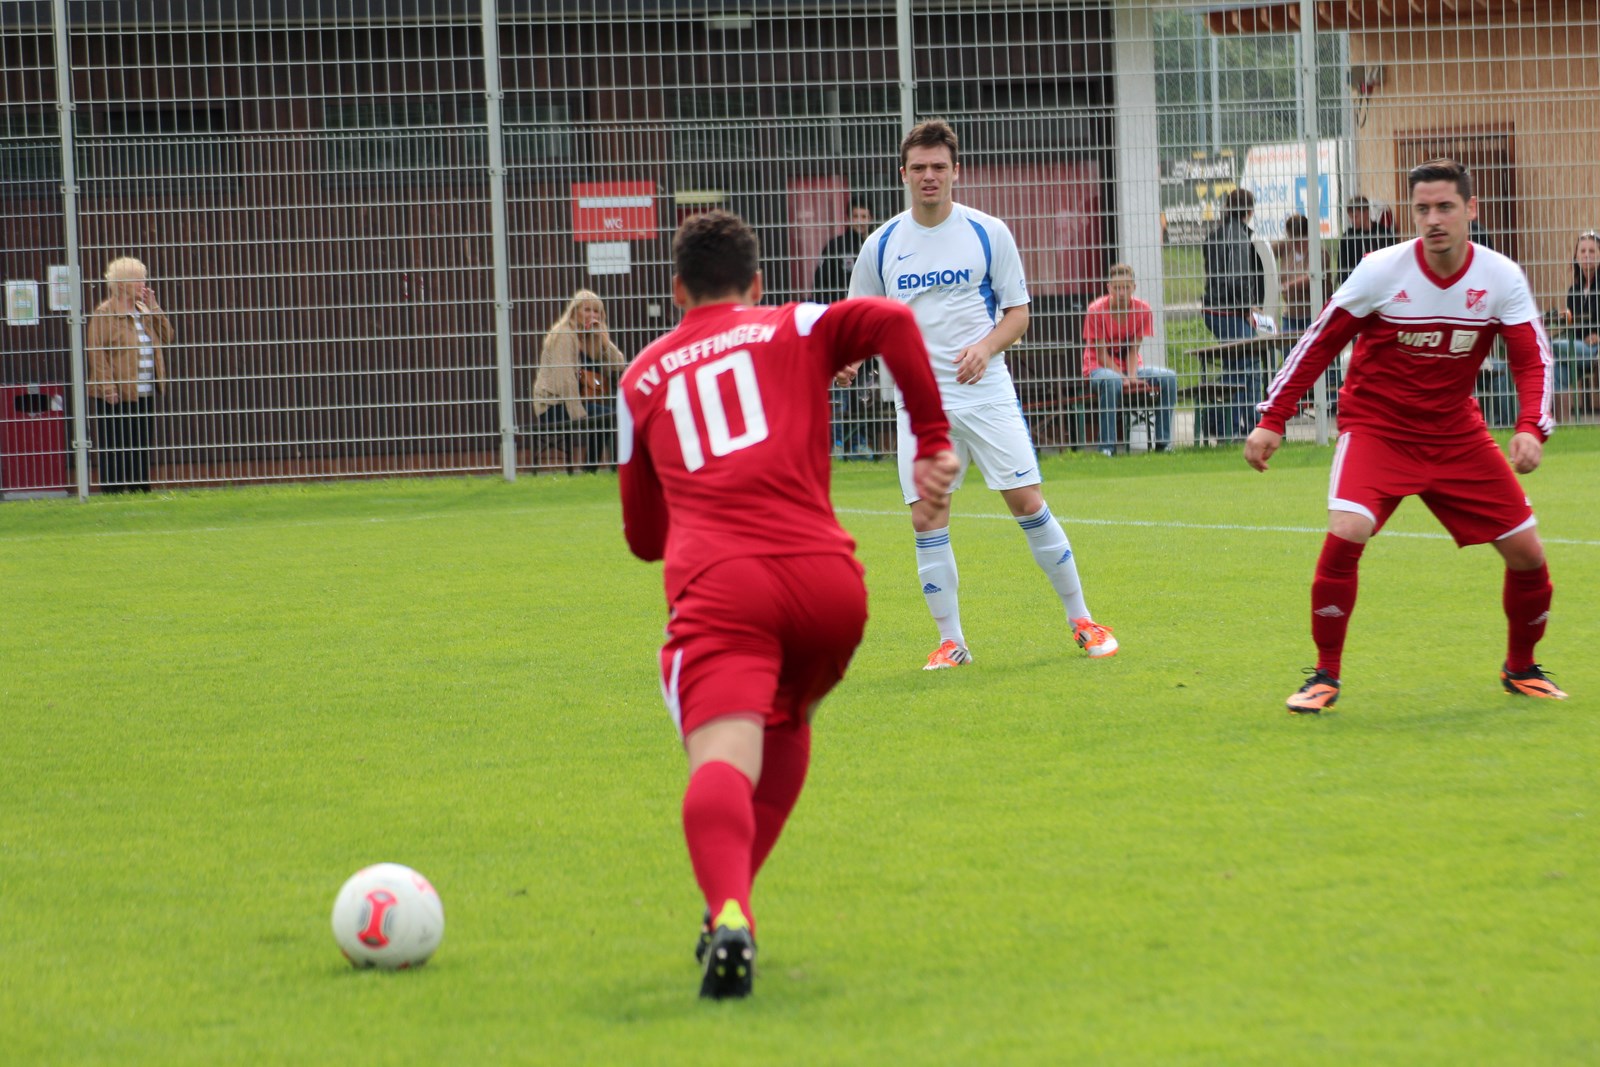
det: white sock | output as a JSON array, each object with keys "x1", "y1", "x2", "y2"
[
  {"x1": 1017, "y1": 504, "x2": 1091, "y2": 621},
  {"x1": 914, "y1": 527, "x2": 965, "y2": 645}
]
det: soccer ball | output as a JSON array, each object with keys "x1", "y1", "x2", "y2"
[{"x1": 331, "y1": 863, "x2": 445, "y2": 970}]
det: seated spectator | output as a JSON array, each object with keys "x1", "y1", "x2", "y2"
[
  {"x1": 1082, "y1": 264, "x2": 1177, "y2": 454},
  {"x1": 1553, "y1": 230, "x2": 1600, "y2": 422},
  {"x1": 533, "y1": 289, "x2": 626, "y2": 472}
]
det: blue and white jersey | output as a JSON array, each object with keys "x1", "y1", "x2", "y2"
[{"x1": 849, "y1": 203, "x2": 1030, "y2": 410}]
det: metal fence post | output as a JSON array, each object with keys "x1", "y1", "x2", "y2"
[
  {"x1": 482, "y1": 0, "x2": 516, "y2": 482},
  {"x1": 1298, "y1": 0, "x2": 1329, "y2": 446},
  {"x1": 896, "y1": 0, "x2": 915, "y2": 200},
  {"x1": 52, "y1": 0, "x2": 89, "y2": 499}
]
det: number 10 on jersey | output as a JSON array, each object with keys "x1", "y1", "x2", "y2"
[{"x1": 663, "y1": 350, "x2": 771, "y2": 472}]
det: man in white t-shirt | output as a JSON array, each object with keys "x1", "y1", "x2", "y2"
[{"x1": 845, "y1": 119, "x2": 1117, "y2": 668}]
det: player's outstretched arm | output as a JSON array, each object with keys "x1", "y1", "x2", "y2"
[
  {"x1": 1244, "y1": 427, "x2": 1282, "y2": 472},
  {"x1": 815, "y1": 298, "x2": 951, "y2": 459}
]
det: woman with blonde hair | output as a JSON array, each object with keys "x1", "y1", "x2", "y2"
[
  {"x1": 532, "y1": 289, "x2": 626, "y2": 471},
  {"x1": 1553, "y1": 230, "x2": 1600, "y2": 422},
  {"x1": 86, "y1": 257, "x2": 173, "y2": 493}
]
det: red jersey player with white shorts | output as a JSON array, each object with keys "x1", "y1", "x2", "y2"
[
  {"x1": 618, "y1": 211, "x2": 957, "y2": 1000},
  {"x1": 1246, "y1": 159, "x2": 1567, "y2": 712}
]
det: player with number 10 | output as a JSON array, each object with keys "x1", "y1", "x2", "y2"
[{"x1": 618, "y1": 210, "x2": 958, "y2": 999}]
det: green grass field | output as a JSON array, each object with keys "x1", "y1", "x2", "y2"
[{"x1": 3, "y1": 434, "x2": 1597, "y2": 1065}]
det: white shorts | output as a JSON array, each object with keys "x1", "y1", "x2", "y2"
[{"x1": 897, "y1": 400, "x2": 1042, "y2": 505}]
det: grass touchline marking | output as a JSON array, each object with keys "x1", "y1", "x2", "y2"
[
  {"x1": 835, "y1": 508, "x2": 1600, "y2": 547},
  {"x1": 5, "y1": 504, "x2": 1598, "y2": 548}
]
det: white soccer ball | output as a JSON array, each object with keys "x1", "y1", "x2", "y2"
[{"x1": 331, "y1": 863, "x2": 445, "y2": 970}]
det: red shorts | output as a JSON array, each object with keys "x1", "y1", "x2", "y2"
[
  {"x1": 1328, "y1": 431, "x2": 1536, "y2": 546},
  {"x1": 659, "y1": 553, "x2": 868, "y2": 739}
]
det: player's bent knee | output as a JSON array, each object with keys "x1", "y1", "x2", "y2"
[
  {"x1": 685, "y1": 716, "x2": 766, "y2": 782},
  {"x1": 1495, "y1": 528, "x2": 1546, "y2": 571},
  {"x1": 1327, "y1": 509, "x2": 1375, "y2": 544},
  {"x1": 1001, "y1": 484, "x2": 1045, "y2": 516},
  {"x1": 911, "y1": 497, "x2": 950, "y2": 530}
]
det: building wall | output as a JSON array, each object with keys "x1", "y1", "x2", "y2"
[{"x1": 1351, "y1": 3, "x2": 1599, "y2": 302}]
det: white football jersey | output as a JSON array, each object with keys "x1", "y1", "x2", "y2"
[{"x1": 849, "y1": 203, "x2": 1030, "y2": 411}]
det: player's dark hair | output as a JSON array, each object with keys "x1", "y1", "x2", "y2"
[
  {"x1": 1221, "y1": 187, "x2": 1255, "y2": 220},
  {"x1": 849, "y1": 198, "x2": 873, "y2": 215},
  {"x1": 1284, "y1": 213, "x2": 1309, "y2": 239},
  {"x1": 1408, "y1": 158, "x2": 1473, "y2": 200},
  {"x1": 673, "y1": 210, "x2": 759, "y2": 300},
  {"x1": 900, "y1": 119, "x2": 959, "y2": 168}
]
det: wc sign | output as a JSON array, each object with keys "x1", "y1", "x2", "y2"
[{"x1": 572, "y1": 182, "x2": 655, "y2": 242}]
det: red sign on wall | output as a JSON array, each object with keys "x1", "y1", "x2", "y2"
[
  {"x1": 785, "y1": 176, "x2": 850, "y2": 298},
  {"x1": 961, "y1": 162, "x2": 1104, "y2": 296},
  {"x1": 571, "y1": 182, "x2": 656, "y2": 242}
]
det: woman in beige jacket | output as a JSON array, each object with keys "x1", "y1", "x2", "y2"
[
  {"x1": 86, "y1": 257, "x2": 173, "y2": 493},
  {"x1": 533, "y1": 289, "x2": 626, "y2": 471}
]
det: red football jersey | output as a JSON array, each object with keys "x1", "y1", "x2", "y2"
[
  {"x1": 619, "y1": 297, "x2": 951, "y2": 600},
  {"x1": 1258, "y1": 240, "x2": 1554, "y2": 443},
  {"x1": 1081, "y1": 294, "x2": 1154, "y2": 374}
]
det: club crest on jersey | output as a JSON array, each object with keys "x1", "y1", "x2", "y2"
[{"x1": 1466, "y1": 288, "x2": 1488, "y2": 312}]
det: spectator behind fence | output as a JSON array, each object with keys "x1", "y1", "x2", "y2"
[
  {"x1": 1201, "y1": 188, "x2": 1268, "y2": 441},
  {"x1": 816, "y1": 200, "x2": 883, "y2": 453},
  {"x1": 811, "y1": 200, "x2": 873, "y2": 303},
  {"x1": 1081, "y1": 264, "x2": 1177, "y2": 455},
  {"x1": 86, "y1": 256, "x2": 172, "y2": 494},
  {"x1": 1337, "y1": 195, "x2": 1397, "y2": 284},
  {"x1": 1274, "y1": 213, "x2": 1332, "y2": 335},
  {"x1": 1553, "y1": 229, "x2": 1600, "y2": 422},
  {"x1": 533, "y1": 289, "x2": 626, "y2": 472}
]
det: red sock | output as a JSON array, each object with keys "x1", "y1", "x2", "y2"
[
  {"x1": 1310, "y1": 534, "x2": 1365, "y2": 678},
  {"x1": 1503, "y1": 563, "x2": 1552, "y2": 672},
  {"x1": 682, "y1": 761, "x2": 755, "y2": 926},
  {"x1": 750, "y1": 723, "x2": 811, "y2": 881}
]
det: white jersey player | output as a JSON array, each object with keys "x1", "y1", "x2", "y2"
[{"x1": 846, "y1": 119, "x2": 1118, "y2": 668}]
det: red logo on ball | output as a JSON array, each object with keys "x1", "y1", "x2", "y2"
[{"x1": 358, "y1": 889, "x2": 398, "y2": 947}]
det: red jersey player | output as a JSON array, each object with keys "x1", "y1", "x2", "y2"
[
  {"x1": 1245, "y1": 158, "x2": 1566, "y2": 711},
  {"x1": 618, "y1": 211, "x2": 957, "y2": 999}
]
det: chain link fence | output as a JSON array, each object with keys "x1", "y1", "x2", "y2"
[{"x1": 3, "y1": 1, "x2": 1595, "y2": 496}]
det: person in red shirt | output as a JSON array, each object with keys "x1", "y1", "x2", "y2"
[
  {"x1": 1245, "y1": 159, "x2": 1565, "y2": 712},
  {"x1": 1081, "y1": 263, "x2": 1178, "y2": 454},
  {"x1": 619, "y1": 211, "x2": 957, "y2": 999}
]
